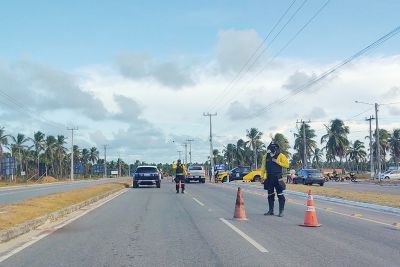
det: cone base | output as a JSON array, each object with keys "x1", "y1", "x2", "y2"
[
  {"x1": 234, "y1": 217, "x2": 248, "y2": 221},
  {"x1": 299, "y1": 224, "x2": 321, "y2": 227}
]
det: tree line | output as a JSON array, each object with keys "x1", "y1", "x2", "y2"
[{"x1": 213, "y1": 119, "x2": 400, "y2": 173}]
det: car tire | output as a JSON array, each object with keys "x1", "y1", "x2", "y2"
[
  {"x1": 302, "y1": 179, "x2": 307, "y2": 185},
  {"x1": 385, "y1": 176, "x2": 390, "y2": 180},
  {"x1": 252, "y1": 175, "x2": 261, "y2": 182},
  {"x1": 133, "y1": 182, "x2": 138, "y2": 188},
  {"x1": 319, "y1": 183, "x2": 324, "y2": 186},
  {"x1": 156, "y1": 182, "x2": 161, "y2": 188},
  {"x1": 293, "y1": 179, "x2": 297, "y2": 184},
  {"x1": 201, "y1": 179, "x2": 205, "y2": 184}
]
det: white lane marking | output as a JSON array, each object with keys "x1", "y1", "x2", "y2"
[
  {"x1": 219, "y1": 218, "x2": 268, "y2": 253},
  {"x1": 192, "y1": 197, "x2": 205, "y2": 206},
  {"x1": 0, "y1": 189, "x2": 128, "y2": 263}
]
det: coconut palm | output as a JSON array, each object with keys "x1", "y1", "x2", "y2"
[
  {"x1": 32, "y1": 131, "x2": 45, "y2": 176},
  {"x1": 223, "y1": 143, "x2": 236, "y2": 169},
  {"x1": 312, "y1": 148, "x2": 323, "y2": 168},
  {"x1": 11, "y1": 133, "x2": 29, "y2": 174},
  {"x1": 373, "y1": 129, "x2": 391, "y2": 171},
  {"x1": 321, "y1": 119, "x2": 350, "y2": 168},
  {"x1": 81, "y1": 148, "x2": 90, "y2": 176},
  {"x1": 246, "y1": 128, "x2": 263, "y2": 169},
  {"x1": 294, "y1": 123, "x2": 317, "y2": 167},
  {"x1": 389, "y1": 129, "x2": 400, "y2": 167},
  {"x1": 347, "y1": 140, "x2": 367, "y2": 172},
  {"x1": 89, "y1": 147, "x2": 99, "y2": 164},
  {"x1": 236, "y1": 139, "x2": 246, "y2": 165},
  {"x1": 73, "y1": 145, "x2": 81, "y2": 163},
  {"x1": 0, "y1": 127, "x2": 10, "y2": 156},
  {"x1": 44, "y1": 135, "x2": 57, "y2": 176},
  {"x1": 55, "y1": 135, "x2": 67, "y2": 178}
]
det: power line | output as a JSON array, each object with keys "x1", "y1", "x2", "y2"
[
  {"x1": 207, "y1": 0, "x2": 303, "y2": 111},
  {"x1": 214, "y1": 0, "x2": 330, "y2": 112},
  {"x1": 250, "y1": 25, "x2": 400, "y2": 118}
]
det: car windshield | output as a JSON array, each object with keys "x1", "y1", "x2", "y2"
[
  {"x1": 136, "y1": 167, "x2": 158, "y2": 173},
  {"x1": 306, "y1": 170, "x2": 321, "y2": 177},
  {"x1": 189, "y1": 166, "x2": 203, "y2": 170}
]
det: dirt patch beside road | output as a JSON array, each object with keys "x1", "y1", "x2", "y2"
[
  {"x1": 0, "y1": 179, "x2": 130, "y2": 231},
  {"x1": 287, "y1": 184, "x2": 400, "y2": 208}
]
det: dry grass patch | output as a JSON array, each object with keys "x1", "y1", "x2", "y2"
[
  {"x1": 287, "y1": 184, "x2": 400, "y2": 208},
  {"x1": 0, "y1": 179, "x2": 130, "y2": 231}
]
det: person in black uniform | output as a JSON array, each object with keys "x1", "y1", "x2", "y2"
[
  {"x1": 173, "y1": 159, "x2": 187, "y2": 194},
  {"x1": 262, "y1": 143, "x2": 289, "y2": 217}
]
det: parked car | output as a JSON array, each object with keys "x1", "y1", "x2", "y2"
[
  {"x1": 187, "y1": 165, "x2": 206, "y2": 183},
  {"x1": 242, "y1": 169, "x2": 262, "y2": 182},
  {"x1": 380, "y1": 170, "x2": 400, "y2": 180},
  {"x1": 133, "y1": 166, "x2": 161, "y2": 188},
  {"x1": 229, "y1": 166, "x2": 251, "y2": 181},
  {"x1": 293, "y1": 169, "x2": 324, "y2": 186}
]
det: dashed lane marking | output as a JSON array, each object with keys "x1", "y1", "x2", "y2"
[
  {"x1": 192, "y1": 197, "x2": 205, "y2": 206},
  {"x1": 219, "y1": 218, "x2": 268, "y2": 253}
]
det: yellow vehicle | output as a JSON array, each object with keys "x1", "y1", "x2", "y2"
[
  {"x1": 242, "y1": 170, "x2": 262, "y2": 182},
  {"x1": 216, "y1": 171, "x2": 229, "y2": 183}
]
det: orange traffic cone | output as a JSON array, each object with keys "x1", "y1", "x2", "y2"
[
  {"x1": 306, "y1": 190, "x2": 315, "y2": 206},
  {"x1": 300, "y1": 190, "x2": 321, "y2": 227},
  {"x1": 234, "y1": 187, "x2": 248, "y2": 220}
]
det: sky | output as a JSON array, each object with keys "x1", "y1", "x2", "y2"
[{"x1": 0, "y1": 0, "x2": 399, "y2": 163}]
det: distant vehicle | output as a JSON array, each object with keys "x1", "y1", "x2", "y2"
[
  {"x1": 293, "y1": 169, "x2": 324, "y2": 186},
  {"x1": 133, "y1": 166, "x2": 161, "y2": 188},
  {"x1": 380, "y1": 169, "x2": 400, "y2": 180},
  {"x1": 242, "y1": 169, "x2": 262, "y2": 182},
  {"x1": 187, "y1": 165, "x2": 206, "y2": 183},
  {"x1": 216, "y1": 166, "x2": 251, "y2": 182}
]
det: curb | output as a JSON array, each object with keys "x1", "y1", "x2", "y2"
[
  {"x1": 222, "y1": 182, "x2": 400, "y2": 215},
  {"x1": 0, "y1": 187, "x2": 124, "y2": 243}
]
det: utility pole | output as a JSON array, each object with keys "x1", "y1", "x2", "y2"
[
  {"x1": 366, "y1": 116, "x2": 375, "y2": 179},
  {"x1": 375, "y1": 103, "x2": 381, "y2": 181},
  {"x1": 203, "y1": 112, "x2": 217, "y2": 181},
  {"x1": 67, "y1": 127, "x2": 78, "y2": 181},
  {"x1": 103, "y1": 145, "x2": 108, "y2": 178},
  {"x1": 177, "y1": 150, "x2": 183, "y2": 159},
  {"x1": 118, "y1": 153, "x2": 121, "y2": 179},
  {"x1": 186, "y1": 139, "x2": 194, "y2": 164},
  {"x1": 296, "y1": 120, "x2": 310, "y2": 169},
  {"x1": 183, "y1": 142, "x2": 188, "y2": 165}
]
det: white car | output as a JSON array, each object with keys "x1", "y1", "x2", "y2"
[
  {"x1": 186, "y1": 165, "x2": 206, "y2": 183},
  {"x1": 380, "y1": 170, "x2": 400, "y2": 180}
]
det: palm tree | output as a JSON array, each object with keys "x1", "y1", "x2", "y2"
[
  {"x1": 294, "y1": 123, "x2": 317, "y2": 167},
  {"x1": 89, "y1": 147, "x2": 99, "y2": 164},
  {"x1": 11, "y1": 133, "x2": 30, "y2": 175},
  {"x1": 73, "y1": 145, "x2": 81, "y2": 163},
  {"x1": 389, "y1": 129, "x2": 400, "y2": 168},
  {"x1": 55, "y1": 135, "x2": 67, "y2": 178},
  {"x1": 312, "y1": 148, "x2": 323, "y2": 168},
  {"x1": 81, "y1": 148, "x2": 90, "y2": 176},
  {"x1": 223, "y1": 144, "x2": 236, "y2": 169},
  {"x1": 236, "y1": 139, "x2": 246, "y2": 165},
  {"x1": 246, "y1": 128, "x2": 263, "y2": 169},
  {"x1": 32, "y1": 131, "x2": 45, "y2": 176},
  {"x1": 0, "y1": 127, "x2": 9, "y2": 156},
  {"x1": 271, "y1": 133, "x2": 290, "y2": 157},
  {"x1": 321, "y1": 119, "x2": 350, "y2": 168},
  {"x1": 347, "y1": 140, "x2": 367, "y2": 172},
  {"x1": 44, "y1": 135, "x2": 57, "y2": 176},
  {"x1": 373, "y1": 129, "x2": 391, "y2": 171}
]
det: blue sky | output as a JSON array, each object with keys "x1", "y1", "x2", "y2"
[
  {"x1": 0, "y1": 1, "x2": 399, "y2": 163},
  {"x1": 1, "y1": 0, "x2": 400, "y2": 69}
]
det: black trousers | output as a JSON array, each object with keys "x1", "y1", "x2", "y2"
[
  {"x1": 175, "y1": 175, "x2": 185, "y2": 192},
  {"x1": 265, "y1": 174, "x2": 285, "y2": 211}
]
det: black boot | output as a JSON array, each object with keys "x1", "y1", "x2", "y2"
[
  {"x1": 181, "y1": 183, "x2": 185, "y2": 194},
  {"x1": 176, "y1": 184, "x2": 179, "y2": 193},
  {"x1": 264, "y1": 194, "x2": 275, "y2": 215},
  {"x1": 278, "y1": 194, "x2": 285, "y2": 217}
]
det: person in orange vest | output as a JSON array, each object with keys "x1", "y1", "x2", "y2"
[
  {"x1": 172, "y1": 159, "x2": 187, "y2": 194},
  {"x1": 261, "y1": 143, "x2": 289, "y2": 217}
]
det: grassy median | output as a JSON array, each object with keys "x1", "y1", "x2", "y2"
[
  {"x1": 0, "y1": 180, "x2": 130, "y2": 231},
  {"x1": 287, "y1": 184, "x2": 400, "y2": 208}
]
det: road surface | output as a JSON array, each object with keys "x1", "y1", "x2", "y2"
[
  {"x1": 0, "y1": 178, "x2": 124, "y2": 204},
  {"x1": 1, "y1": 181, "x2": 399, "y2": 266}
]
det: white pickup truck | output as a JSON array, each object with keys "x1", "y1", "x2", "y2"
[{"x1": 187, "y1": 165, "x2": 206, "y2": 183}]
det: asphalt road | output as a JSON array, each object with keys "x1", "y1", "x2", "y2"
[
  {"x1": 2, "y1": 180, "x2": 399, "y2": 267},
  {"x1": 0, "y1": 178, "x2": 123, "y2": 204}
]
